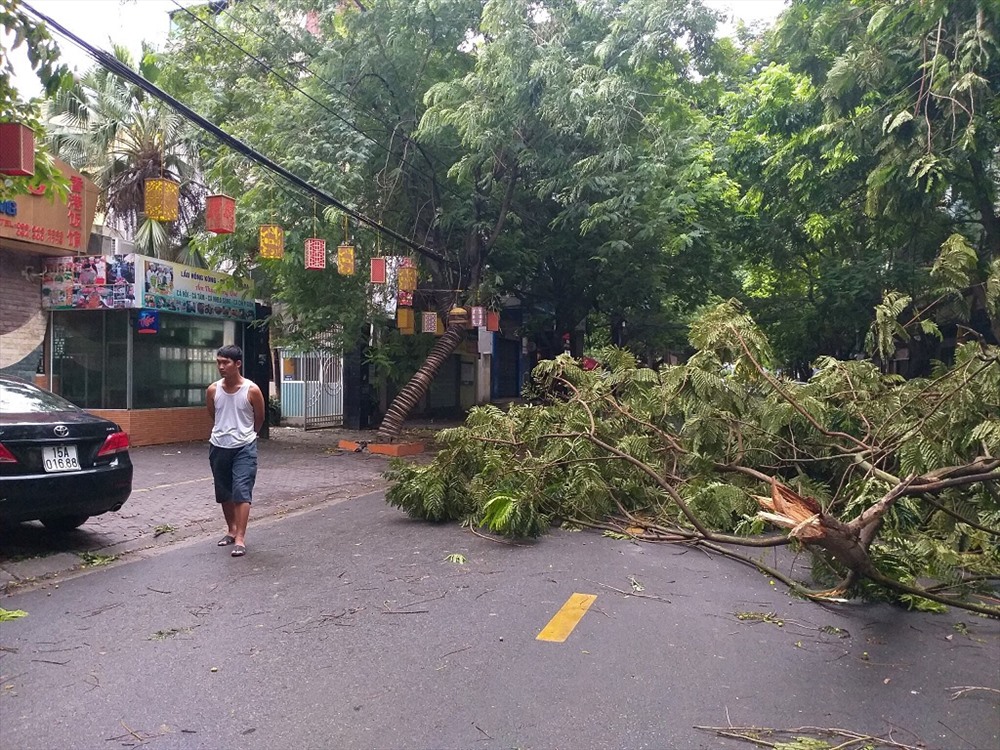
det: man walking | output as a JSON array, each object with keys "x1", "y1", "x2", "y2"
[{"x1": 206, "y1": 344, "x2": 265, "y2": 557}]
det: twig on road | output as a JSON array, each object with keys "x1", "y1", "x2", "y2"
[{"x1": 583, "y1": 577, "x2": 671, "y2": 603}]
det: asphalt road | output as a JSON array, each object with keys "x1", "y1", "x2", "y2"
[{"x1": 1, "y1": 490, "x2": 997, "y2": 750}]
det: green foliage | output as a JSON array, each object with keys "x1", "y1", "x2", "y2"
[
  {"x1": 388, "y1": 302, "x2": 1000, "y2": 606},
  {"x1": 0, "y1": 608, "x2": 28, "y2": 621}
]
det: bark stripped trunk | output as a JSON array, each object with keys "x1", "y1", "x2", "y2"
[{"x1": 377, "y1": 322, "x2": 466, "y2": 441}]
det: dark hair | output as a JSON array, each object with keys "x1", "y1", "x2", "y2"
[{"x1": 217, "y1": 344, "x2": 243, "y2": 363}]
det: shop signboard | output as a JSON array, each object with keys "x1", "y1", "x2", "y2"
[
  {"x1": 0, "y1": 157, "x2": 99, "y2": 255},
  {"x1": 41, "y1": 254, "x2": 254, "y2": 322}
]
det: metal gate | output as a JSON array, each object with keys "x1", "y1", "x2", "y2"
[{"x1": 278, "y1": 340, "x2": 344, "y2": 430}]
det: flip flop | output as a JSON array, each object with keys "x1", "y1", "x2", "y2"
[
  {"x1": 231, "y1": 545, "x2": 246, "y2": 557},
  {"x1": 217, "y1": 535, "x2": 236, "y2": 546}
]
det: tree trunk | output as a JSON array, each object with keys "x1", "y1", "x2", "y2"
[{"x1": 377, "y1": 323, "x2": 466, "y2": 441}]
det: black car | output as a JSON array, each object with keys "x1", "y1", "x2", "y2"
[{"x1": 0, "y1": 377, "x2": 133, "y2": 530}]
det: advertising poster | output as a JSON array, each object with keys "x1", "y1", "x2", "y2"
[
  {"x1": 139, "y1": 257, "x2": 254, "y2": 321},
  {"x1": 41, "y1": 254, "x2": 136, "y2": 310},
  {"x1": 41, "y1": 254, "x2": 253, "y2": 321}
]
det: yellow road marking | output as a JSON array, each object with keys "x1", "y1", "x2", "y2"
[
  {"x1": 536, "y1": 593, "x2": 597, "y2": 642},
  {"x1": 132, "y1": 477, "x2": 211, "y2": 493}
]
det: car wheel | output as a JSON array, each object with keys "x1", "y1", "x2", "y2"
[{"x1": 41, "y1": 515, "x2": 90, "y2": 531}]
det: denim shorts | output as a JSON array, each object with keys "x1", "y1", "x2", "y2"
[{"x1": 209, "y1": 442, "x2": 258, "y2": 504}]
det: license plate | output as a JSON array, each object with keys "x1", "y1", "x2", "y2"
[{"x1": 42, "y1": 445, "x2": 80, "y2": 473}]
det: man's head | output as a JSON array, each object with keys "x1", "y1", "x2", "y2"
[
  {"x1": 217, "y1": 344, "x2": 243, "y2": 363},
  {"x1": 216, "y1": 344, "x2": 243, "y2": 378}
]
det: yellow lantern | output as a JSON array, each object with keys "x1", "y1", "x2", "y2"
[
  {"x1": 145, "y1": 178, "x2": 180, "y2": 222},
  {"x1": 337, "y1": 244, "x2": 355, "y2": 275},
  {"x1": 259, "y1": 224, "x2": 285, "y2": 259},
  {"x1": 397, "y1": 307, "x2": 414, "y2": 333},
  {"x1": 398, "y1": 266, "x2": 418, "y2": 292}
]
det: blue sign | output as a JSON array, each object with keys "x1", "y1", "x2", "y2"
[{"x1": 136, "y1": 308, "x2": 159, "y2": 335}]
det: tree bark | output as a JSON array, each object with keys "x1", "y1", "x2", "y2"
[{"x1": 377, "y1": 323, "x2": 466, "y2": 440}]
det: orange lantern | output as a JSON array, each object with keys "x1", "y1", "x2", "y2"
[
  {"x1": 259, "y1": 224, "x2": 284, "y2": 259},
  {"x1": 486, "y1": 311, "x2": 500, "y2": 332},
  {"x1": 370, "y1": 257, "x2": 386, "y2": 284},
  {"x1": 0, "y1": 122, "x2": 34, "y2": 176},
  {"x1": 398, "y1": 266, "x2": 417, "y2": 292},
  {"x1": 205, "y1": 194, "x2": 236, "y2": 234},
  {"x1": 305, "y1": 238, "x2": 326, "y2": 270},
  {"x1": 337, "y1": 244, "x2": 355, "y2": 275}
]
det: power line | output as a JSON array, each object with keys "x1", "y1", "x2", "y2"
[
  {"x1": 21, "y1": 1, "x2": 449, "y2": 265},
  {"x1": 169, "y1": 0, "x2": 453, "y2": 197}
]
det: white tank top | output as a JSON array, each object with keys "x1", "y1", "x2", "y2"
[{"x1": 210, "y1": 379, "x2": 257, "y2": 448}]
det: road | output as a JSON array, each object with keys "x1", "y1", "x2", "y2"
[{"x1": 1, "y1": 489, "x2": 997, "y2": 750}]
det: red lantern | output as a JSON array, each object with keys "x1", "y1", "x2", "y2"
[
  {"x1": 205, "y1": 194, "x2": 236, "y2": 234},
  {"x1": 370, "y1": 257, "x2": 386, "y2": 284},
  {"x1": 305, "y1": 238, "x2": 326, "y2": 270},
  {"x1": 0, "y1": 122, "x2": 34, "y2": 176},
  {"x1": 397, "y1": 290, "x2": 413, "y2": 307},
  {"x1": 486, "y1": 311, "x2": 500, "y2": 332}
]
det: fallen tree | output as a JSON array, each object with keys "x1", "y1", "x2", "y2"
[{"x1": 387, "y1": 301, "x2": 1000, "y2": 617}]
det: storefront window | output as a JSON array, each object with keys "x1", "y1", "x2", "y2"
[
  {"x1": 132, "y1": 313, "x2": 235, "y2": 408},
  {"x1": 51, "y1": 311, "x2": 128, "y2": 408}
]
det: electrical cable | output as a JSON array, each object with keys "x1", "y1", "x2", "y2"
[
  {"x1": 216, "y1": 0, "x2": 461, "y2": 187},
  {"x1": 21, "y1": 1, "x2": 449, "y2": 264},
  {"x1": 169, "y1": 0, "x2": 454, "y2": 200}
]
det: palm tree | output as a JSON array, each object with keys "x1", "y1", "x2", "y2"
[{"x1": 45, "y1": 44, "x2": 205, "y2": 264}]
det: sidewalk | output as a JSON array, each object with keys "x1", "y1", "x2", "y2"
[{"x1": 0, "y1": 420, "x2": 456, "y2": 593}]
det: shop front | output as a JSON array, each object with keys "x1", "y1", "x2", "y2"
[{"x1": 39, "y1": 253, "x2": 256, "y2": 446}]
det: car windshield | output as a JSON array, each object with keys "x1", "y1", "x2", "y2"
[{"x1": 0, "y1": 380, "x2": 79, "y2": 414}]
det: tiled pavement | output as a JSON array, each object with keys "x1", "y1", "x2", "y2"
[{"x1": 0, "y1": 422, "x2": 447, "y2": 592}]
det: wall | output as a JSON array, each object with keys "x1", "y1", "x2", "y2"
[
  {"x1": 0, "y1": 248, "x2": 45, "y2": 380},
  {"x1": 87, "y1": 407, "x2": 213, "y2": 447}
]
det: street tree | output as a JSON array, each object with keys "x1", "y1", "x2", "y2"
[
  {"x1": 158, "y1": 0, "x2": 738, "y2": 438},
  {"x1": 44, "y1": 46, "x2": 205, "y2": 262}
]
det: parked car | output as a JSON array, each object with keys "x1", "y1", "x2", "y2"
[{"x1": 0, "y1": 376, "x2": 133, "y2": 530}]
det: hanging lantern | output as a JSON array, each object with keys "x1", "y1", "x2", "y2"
[
  {"x1": 398, "y1": 290, "x2": 413, "y2": 307},
  {"x1": 370, "y1": 257, "x2": 386, "y2": 284},
  {"x1": 144, "y1": 178, "x2": 180, "y2": 221},
  {"x1": 400, "y1": 256, "x2": 415, "y2": 268},
  {"x1": 397, "y1": 308, "x2": 414, "y2": 333},
  {"x1": 0, "y1": 122, "x2": 34, "y2": 176},
  {"x1": 471, "y1": 306, "x2": 485, "y2": 327},
  {"x1": 486, "y1": 311, "x2": 500, "y2": 332},
  {"x1": 449, "y1": 307, "x2": 468, "y2": 328},
  {"x1": 398, "y1": 266, "x2": 418, "y2": 292},
  {"x1": 421, "y1": 311, "x2": 438, "y2": 334},
  {"x1": 305, "y1": 238, "x2": 327, "y2": 270},
  {"x1": 205, "y1": 194, "x2": 236, "y2": 234},
  {"x1": 259, "y1": 224, "x2": 285, "y2": 259},
  {"x1": 337, "y1": 244, "x2": 355, "y2": 275}
]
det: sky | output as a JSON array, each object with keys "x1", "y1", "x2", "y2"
[{"x1": 7, "y1": 0, "x2": 788, "y2": 97}]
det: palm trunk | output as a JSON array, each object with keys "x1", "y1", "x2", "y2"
[{"x1": 377, "y1": 323, "x2": 466, "y2": 441}]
